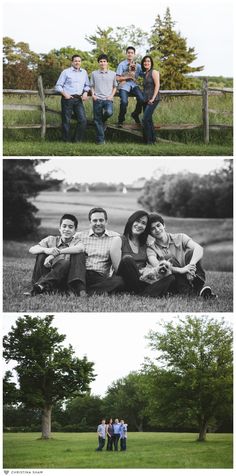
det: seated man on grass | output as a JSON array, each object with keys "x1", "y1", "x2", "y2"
[
  {"x1": 74, "y1": 207, "x2": 125, "y2": 295},
  {"x1": 26, "y1": 214, "x2": 86, "y2": 296},
  {"x1": 146, "y1": 213, "x2": 217, "y2": 299}
]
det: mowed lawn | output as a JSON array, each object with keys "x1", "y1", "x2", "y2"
[
  {"x1": 3, "y1": 432, "x2": 233, "y2": 469},
  {"x1": 3, "y1": 191, "x2": 233, "y2": 312}
]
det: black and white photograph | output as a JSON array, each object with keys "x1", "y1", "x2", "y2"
[{"x1": 3, "y1": 157, "x2": 233, "y2": 313}]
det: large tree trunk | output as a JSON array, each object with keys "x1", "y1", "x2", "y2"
[
  {"x1": 41, "y1": 404, "x2": 52, "y2": 439},
  {"x1": 197, "y1": 419, "x2": 208, "y2": 441}
]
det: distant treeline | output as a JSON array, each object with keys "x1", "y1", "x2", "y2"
[
  {"x1": 3, "y1": 8, "x2": 232, "y2": 91},
  {"x1": 138, "y1": 160, "x2": 233, "y2": 219}
]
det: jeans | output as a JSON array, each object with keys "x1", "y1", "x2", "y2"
[
  {"x1": 113, "y1": 434, "x2": 120, "y2": 451},
  {"x1": 117, "y1": 255, "x2": 175, "y2": 297},
  {"x1": 120, "y1": 438, "x2": 127, "y2": 451},
  {"x1": 142, "y1": 100, "x2": 159, "y2": 144},
  {"x1": 61, "y1": 97, "x2": 87, "y2": 142},
  {"x1": 86, "y1": 270, "x2": 125, "y2": 295},
  {"x1": 96, "y1": 437, "x2": 105, "y2": 451},
  {"x1": 32, "y1": 252, "x2": 86, "y2": 294},
  {"x1": 93, "y1": 99, "x2": 113, "y2": 143},
  {"x1": 118, "y1": 86, "x2": 143, "y2": 123},
  {"x1": 168, "y1": 250, "x2": 206, "y2": 295}
]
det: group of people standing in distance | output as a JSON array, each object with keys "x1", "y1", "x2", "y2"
[
  {"x1": 26, "y1": 207, "x2": 217, "y2": 300},
  {"x1": 55, "y1": 46, "x2": 160, "y2": 145},
  {"x1": 96, "y1": 418, "x2": 128, "y2": 452}
]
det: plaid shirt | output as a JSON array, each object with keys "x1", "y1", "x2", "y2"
[
  {"x1": 38, "y1": 234, "x2": 81, "y2": 264},
  {"x1": 75, "y1": 229, "x2": 119, "y2": 277}
]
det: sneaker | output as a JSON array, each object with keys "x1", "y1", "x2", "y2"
[
  {"x1": 199, "y1": 286, "x2": 218, "y2": 299},
  {"x1": 131, "y1": 112, "x2": 141, "y2": 124},
  {"x1": 79, "y1": 290, "x2": 87, "y2": 297}
]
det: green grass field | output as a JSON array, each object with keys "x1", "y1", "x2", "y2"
[
  {"x1": 3, "y1": 94, "x2": 233, "y2": 156},
  {"x1": 3, "y1": 191, "x2": 233, "y2": 312},
  {"x1": 3, "y1": 432, "x2": 233, "y2": 468}
]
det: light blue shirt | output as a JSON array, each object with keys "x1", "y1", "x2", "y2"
[
  {"x1": 116, "y1": 59, "x2": 143, "y2": 92},
  {"x1": 113, "y1": 423, "x2": 121, "y2": 434},
  {"x1": 97, "y1": 423, "x2": 106, "y2": 438},
  {"x1": 120, "y1": 423, "x2": 127, "y2": 438},
  {"x1": 55, "y1": 66, "x2": 90, "y2": 95}
]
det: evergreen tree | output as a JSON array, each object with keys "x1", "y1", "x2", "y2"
[{"x1": 149, "y1": 8, "x2": 204, "y2": 89}]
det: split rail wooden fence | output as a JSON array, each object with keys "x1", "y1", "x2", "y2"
[{"x1": 3, "y1": 77, "x2": 233, "y2": 143}]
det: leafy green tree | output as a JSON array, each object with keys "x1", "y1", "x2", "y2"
[
  {"x1": 3, "y1": 159, "x2": 62, "y2": 239},
  {"x1": 64, "y1": 394, "x2": 103, "y2": 431},
  {"x1": 3, "y1": 315, "x2": 95, "y2": 439},
  {"x1": 3, "y1": 37, "x2": 39, "y2": 88},
  {"x1": 38, "y1": 47, "x2": 93, "y2": 88},
  {"x1": 86, "y1": 27, "x2": 123, "y2": 70},
  {"x1": 149, "y1": 8, "x2": 204, "y2": 89},
  {"x1": 103, "y1": 372, "x2": 150, "y2": 431},
  {"x1": 138, "y1": 160, "x2": 233, "y2": 218},
  {"x1": 145, "y1": 316, "x2": 233, "y2": 441}
]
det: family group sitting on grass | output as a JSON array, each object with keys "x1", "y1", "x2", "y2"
[
  {"x1": 25, "y1": 207, "x2": 217, "y2": 300},
  {"x1": 96, "y1": 418, "x2": 128, "y2": 452},
  {"x1": 55, "y1": 46, "x2": 160, "y2": 145}
]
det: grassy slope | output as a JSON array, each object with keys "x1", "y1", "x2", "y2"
[{"x1": 3, "y1": 432, "x2": 233, "y2": 469}]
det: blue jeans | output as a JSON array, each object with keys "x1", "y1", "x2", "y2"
[
  {"x1": 93, "y1": 99, "x2": 113, "y2": 143},
  {"x1": 61, "y1": 97, "x2": 87, "y2": 142},
  {"x1": 142, "y1": 100, "x2": 159, "y2": 144},
  {"x1": 118, "y1": 86, "x2": 143, "y2": 123}
]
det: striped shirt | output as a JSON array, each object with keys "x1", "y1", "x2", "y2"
[{"x1": 75, "y1": 229, "x2": 119, "y2": 277}]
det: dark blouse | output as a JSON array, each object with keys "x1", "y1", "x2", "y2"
[
  {"x1": 143, "y1": 69, "x2": 160, "y2": 103},
  {"x1": 121, "y1": 235, "x2": 147, "y2": 269}
]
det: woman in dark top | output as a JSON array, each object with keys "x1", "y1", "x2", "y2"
[
  {"x1": 141, "y1": 55, "x2": 160, "y2": 144},
  {"x1": 110, "y1": 210, "x2": 174, "y2": 297}
]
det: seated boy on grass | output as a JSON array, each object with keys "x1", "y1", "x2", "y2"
[{"x1": 26, "y1": 214, "x2": 86, "y2": 296}]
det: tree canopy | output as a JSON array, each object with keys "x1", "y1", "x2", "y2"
[
  {"x1": 3, "y1": 315, "x2": 95, "y2": 438},
  {"x1": 3, "y1": 8, "x2": 205, "y2": 90},
  {"x1": 145, "y1": 316, "x2": 233, "y2": 441},
  {"x1": 3, "y1": 159, "x2": 62, "y2": 239},
  {"x1": 138, "y1": 160, "x2": 233, "y2": 218}
]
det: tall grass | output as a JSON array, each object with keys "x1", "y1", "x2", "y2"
[{"x1": 3, "y1": 93, "x2": 233, "y2": 156}]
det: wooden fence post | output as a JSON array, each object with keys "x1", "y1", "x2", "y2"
[
  {"x1": 202, "y1": 78, "x2": 209, "y2": 144},
  {"x1": 37, "y1": 76, "x2": 46, "y2": 139}
]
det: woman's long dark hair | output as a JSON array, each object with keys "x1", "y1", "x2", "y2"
[
  {"x1": 123, "y1": 210, "x2": 150, "y2": 246},
  {"x1": 141, "y1": 55, "x2": 154, "y2": 72}
]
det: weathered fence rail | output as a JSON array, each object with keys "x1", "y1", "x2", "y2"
[{"x1": 3, "y1": 77, "x2": 233, "y2": 143}]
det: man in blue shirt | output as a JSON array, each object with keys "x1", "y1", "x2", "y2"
[
  {"x1": 116, "y1": 46, "x2": 143, "y2": 127},
  {"x1": 113, "y1": 418, "x2": 121, "y2": 451},
  {"x1": 55, "y1": 55, "x2": 90, "y2": 142}
]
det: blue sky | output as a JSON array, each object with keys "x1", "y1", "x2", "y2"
[{"x1": 3, "y1": 0, "x2": 234, "y2": 76}]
